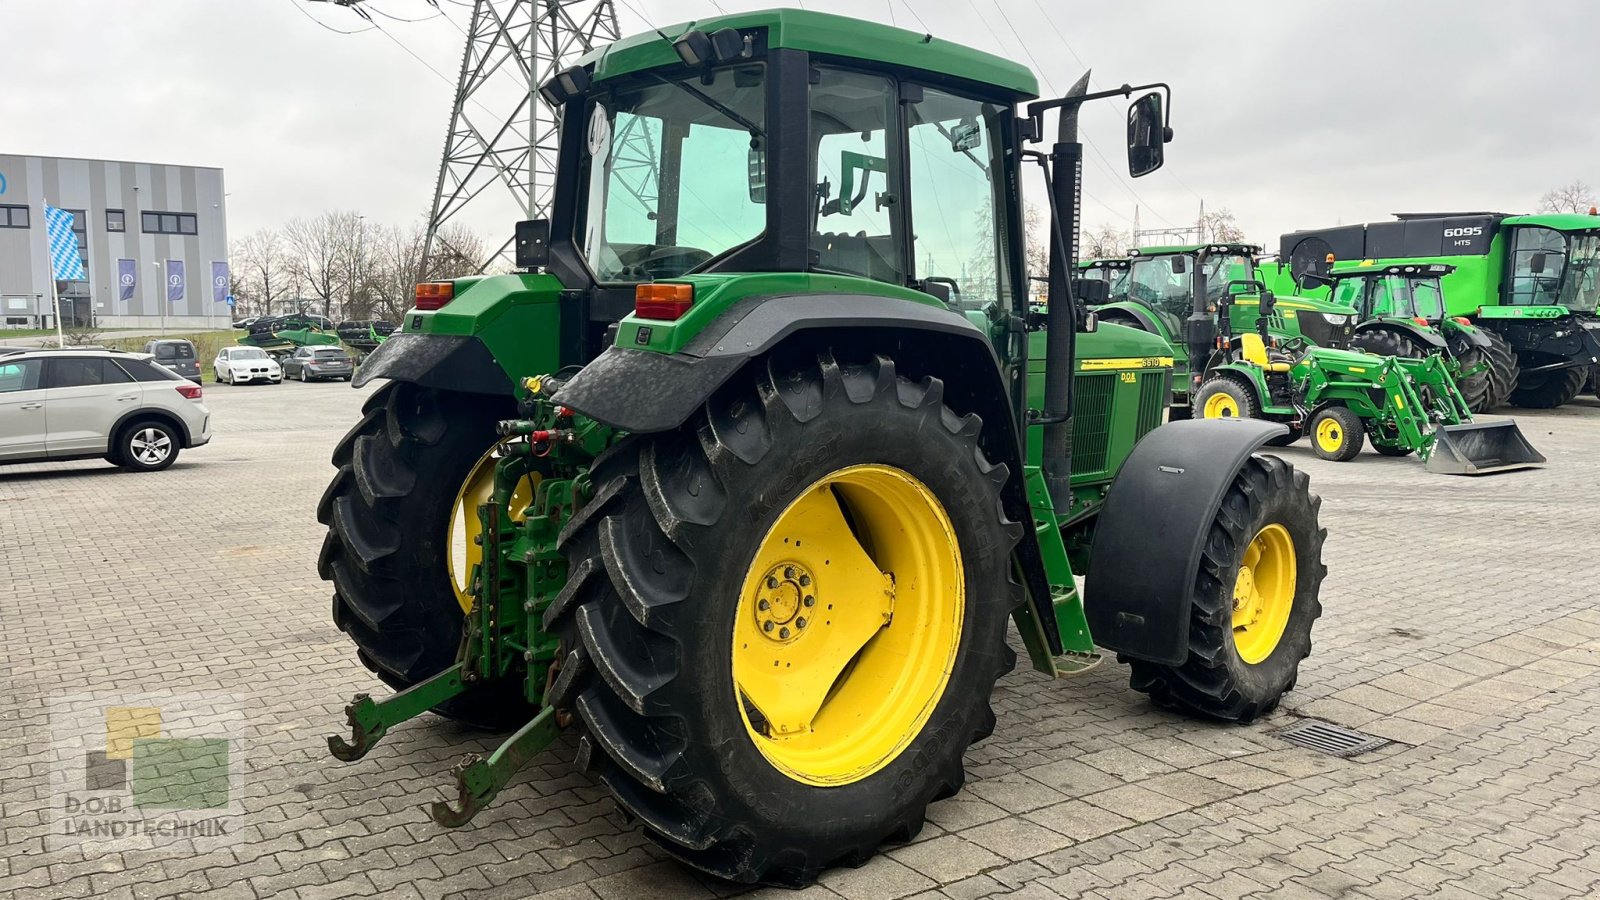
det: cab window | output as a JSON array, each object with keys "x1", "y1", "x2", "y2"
[
  {"x1": 0, "y1": 359, "x2": 42, "y2": 393},
  {"x1": 1331, "y1": 276, "x2": 1366, "y2": 312},
  {"x1": 906, "y1": 87, "x2": 1010, "y2": 311},
  {"x1": 1508, "y1": 226, "x2": 1565, "y2": 305},
  {"x1": 810, "y1": 68, "x2": 902, "y2": 284}
]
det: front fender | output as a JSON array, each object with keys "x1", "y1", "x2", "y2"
[{"x1": 1082, "y1": 417, "x2": 1287, "y2": 666}]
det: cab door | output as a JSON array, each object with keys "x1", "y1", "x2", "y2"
[
  {"x1": 44, "y1": 357, "x2": 138, "y2": 456},
  {"x1": 0, "y1": 358, "x2": 47, "y2": 461}
]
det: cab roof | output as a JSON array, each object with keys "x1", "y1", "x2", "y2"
[
  {"x1": 581, "y1": 8, "x2": 1039, "y2": 100},
  {"x1": 1128, "y1": 243, "x2": 1263, "y2": 257},
  {"x1": 1501, "y1": 213, "x2": 1600, "y2": 232}
]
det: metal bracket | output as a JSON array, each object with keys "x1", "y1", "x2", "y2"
[
  {"x1": 327, "y1": 663, "x2": 467, "y2": 761},
  {"x1": 430, "y1": 706, "x2": 562, "y2": 827}
]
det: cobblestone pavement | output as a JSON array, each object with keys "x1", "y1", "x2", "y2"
[{"x1": 4, "y1": 380, "x2": 1600, "y2": 900}]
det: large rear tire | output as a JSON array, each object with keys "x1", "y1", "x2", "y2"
[
  {"x1": 317, "y1": 381, "x2": 528, "y2": 729},
  {"x1": 1509, "y1": 365, "x2": 1587, "y2": 409},
  {"x1": 1125, "y1": 455, "x2": 1324, "y2": 722},
  {"x1": 1479, "y1": 329, "x2": 1519, "y2": 410},
  {"x1": 547, "y1": 351, "x2": 1021, "y2": 886}
]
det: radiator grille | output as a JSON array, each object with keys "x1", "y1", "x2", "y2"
[
  {"x1": 1135, "y1": 371, "x2": 1166, "y2": 439},
  {"x1": 1071, "y1": 373, "x2": 1114, "y2": 475}
]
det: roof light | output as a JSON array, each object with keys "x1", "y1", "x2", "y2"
[
  {"x1": 1325, "y1": 252, "x2": 1336, "y2": 263},
  {"x1": 673, "y1": 29, "x2": 713, "y2": 67},
  {"x1": 537, "y1": 65, "x2": 591, "y2": 108},
  {"x1": 635, "y1": 283, "x2": 694, "y2": 320},
  {"x1": 415, "y1": 282, "x2": 454, "y2": 311},
  {"x1": 1412, "y1": 317, "x2": 1430, "y2": 326}
]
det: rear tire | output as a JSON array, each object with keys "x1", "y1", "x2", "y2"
[
  {"x1": 317, "y1": 381, "x2": 526, "y2": 729},
  {"x1": 1509, "y1": 366, "x2": 1586, "y2": 409},
  {"x1": 1310, "y1": 406, "x2": 1363, "y2": 462},
  {"x1": 1125, "y1": 455, "x2": 1324, "y2": 722},
  {"x1": 547, "y1": 351, "x2": 1021, "y2": 886},
  {"x1": 1194, "y1": 376, "x2": 1261, "y2": 421},
  {"x1": 115, "y1": 420, "x2": 181, "y2": 472},
  {"x1": 1369, "y1": 438, "x2": 1413, "y2": 457},
  {"x1": 1480, "y1": 329, "x2": 1519, "y2": 410}
]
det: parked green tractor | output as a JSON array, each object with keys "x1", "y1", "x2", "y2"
[
  {"x1": 1271, "y1": 212, "x2": 1600, "y2": 408},
  {"x1": 1306, "y1": 262, "x2": 1508, "y2": 413},
  {"x1": 320, "y1": 10, "x2": 1328, "y2": 886},
  {"x1": 1088, "y1": 244, "x2": 1360, "y2": 415},
  {"x1": 1193, "y1": 292, "x2": 1542, "y2": 474}
]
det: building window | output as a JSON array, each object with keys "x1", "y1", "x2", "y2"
[
  {"x1": 65, "y1": 209, "x2": 89, "y2": 277},
  {"x1": 141, "y1": 210, "x2": 198, "y2": 235},
  {"x1": 0, "y1": 205, "x2": 28, "y2": 228},
  {"x1": 107, "y1": 209, "x2": 125, "y2": 232}
]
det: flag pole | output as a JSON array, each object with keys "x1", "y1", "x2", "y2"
[
  {"x1": 42, "y1": 199, "x2": 67, "y2": 347},
  {"x1": 50, "y1": 273, "x2": 65, "y2": 348}
]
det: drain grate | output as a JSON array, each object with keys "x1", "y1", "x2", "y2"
[{"x1": 1274, "y1": 719, "x2": 1390, "y2": 757}]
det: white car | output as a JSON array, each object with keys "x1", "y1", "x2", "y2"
[
  {"x1": 0, "y1": 349, "x2": 211, "y2": 472},
  {"x1": 214, "y1": 346, "x2": 283, "y2": 385}
]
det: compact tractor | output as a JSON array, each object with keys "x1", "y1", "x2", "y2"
[
  {"x1": 1192, "y1": 291, "x2": 1542, "y2": 473},
  {"x1": 1089, "y1": 244, "x2": 1360, "y2": 416},
  {"x1": 320, "y1": 10, "x2": 1328, "y2": 886},
  {"x1": 1304, "y1": 262, "x2": 1508, "y2": 412},
  {"x1": 1270, "y1": 212, "x2": 1600, "y2": 408}
]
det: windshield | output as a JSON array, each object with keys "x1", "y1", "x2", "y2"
[
  {"x1": 232, "y1": 348, "x2": 267, "y2": 360},
  {"x1": 1558, "y1": 233, "x2": 1600, "y2": 312},
  {"x1": 1372, "y1": 275, "x2": 1445, "y2": 320},
  {"x1": 578, "y1": 66, "x2": 767, "y2": 282},
  {"x1": 1126, "y1": 256, "x2": 1190, "y2": 317},
  {"x1": 1203, "y1": 255, "x2": 1255, "y2": 303}
]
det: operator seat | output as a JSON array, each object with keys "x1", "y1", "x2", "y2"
[{"x1": 1240, "y1": 333, "x2": 1293, "y2": 373}]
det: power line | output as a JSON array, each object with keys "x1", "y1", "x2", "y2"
[{"x1": 288, "y1": 0, "x2": 376, "y2": 34}]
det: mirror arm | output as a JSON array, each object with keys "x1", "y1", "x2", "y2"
[{"x1": 1024, "y1": 82, "x2": 1171, "y2": 142}]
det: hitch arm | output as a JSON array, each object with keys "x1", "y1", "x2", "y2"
[
  {"x1": 327, "y1": 663, "x2": 467, "y2": 761},
  {"x1": 430, "y1": 706, "x2": 562, "y2": 827}
]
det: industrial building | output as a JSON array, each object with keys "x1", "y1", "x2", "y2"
[{"x1": 0, "y1": 153, "x2": 229, "y2": 330}]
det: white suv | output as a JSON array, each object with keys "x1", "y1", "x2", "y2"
[
  {"x1": 214, "y1": 346, "x2": 283, "y2": 385},
  {"x1": 0, "y1": 349, "x2": 212, "y2": 472}
]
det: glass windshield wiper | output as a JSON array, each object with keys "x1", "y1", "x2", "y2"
[{"x1": 653, "y1": 74, "x2": 765, "y2": 136}]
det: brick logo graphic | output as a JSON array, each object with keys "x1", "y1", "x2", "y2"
[{"x1": 49, "y1": 694, "x2": 244, "y2": 853}]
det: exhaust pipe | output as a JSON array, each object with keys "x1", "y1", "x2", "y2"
[{"x1": 1425, "y1": 419, "x2": 1546, "y2": 476}]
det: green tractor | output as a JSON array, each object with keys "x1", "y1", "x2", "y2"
[
  {"x1": 1307, "y1": 262, "x2": 1509, "y2": 413},
  {"x1": 1088, "y1": 244, "x2": 1360, "y2": 415},
  {"x1": 1192, "y1": 292, "x2": 1543, "y2": 473},
  {"x1": 1270, "y1": 212, "x2": 1600, "y2": 408},
  {"x1": 321, "y1": 10, "x2": 1328, "y2": 886}
]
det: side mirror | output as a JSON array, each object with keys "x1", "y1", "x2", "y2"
[
  {"x1": 747, "y1": 143, "x2": 767, "y2": 203},
  {"x1": 1529, "y1": 252, "x2": 1546, "y2": 274},
  {"x1": 1169, "y1": 255, "x2": 1187, "y2": 275},
  {"x1": 514, "y1": 219, "x2": 550, "y2": 270},
  {"x1": 1259, "y1": 290, "x2": 1277, "y2": 315},
  {"x1": 1126, "y1": 92, "x2": 1169, "y2": 178},
  {"x1": 1082, "y1": 310, "x2": 1099, "y2": 333}
]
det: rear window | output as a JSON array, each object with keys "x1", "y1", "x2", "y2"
[
  {"x1": 117, "y1": 357, "x2": 188, "y2": 383},
  {"x1": 154, "y1": 343, "x2": 195, "y2": 359},
  {"x1": 314, "y1": 349, "x2": 349, "y2": 358}
]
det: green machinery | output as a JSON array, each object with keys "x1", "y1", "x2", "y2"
[
  {"x1": 1087, "y1": 244, "x2": 1360, "y2": 415},
  {"x1": 1269, "y1": 212, "x2": 1600, "y2": 408},
  {"x1": 319, "y1": 10, "x2": 1328, "y2": 886},
  {"x1": 1310, "y1": 262, "x2": 1508, "y2": 413},
  {"x1": 334, "y1": 319, "x2": 396, "y2": 357},
  {"x1": 239, "y1": 314, "x2": 341, "y2": 359},
  {"x1": 1193, "y1": 292, "x2": 1543, "y2": 474}
]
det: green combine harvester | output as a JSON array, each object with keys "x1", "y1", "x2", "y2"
[
  {"x1": 1087, "y1": 244, "x2": 1360, "y2": 416},
  {"x1": 239, "y1": 314, "x2": 341, "y2": 359},
  {"x1": 320, "y1": 10, "x2": 1329, "y2": 886},
  {"x1": 1270, "y1": 212, "x2": 1600, "y2": 408},
  {"x1": 1193, "y1": 292, "x2": 1543, "y2": 473}
]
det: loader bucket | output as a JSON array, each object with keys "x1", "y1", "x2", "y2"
[{"x1": 1425, "y1": 420, "x2": 1545, "y2": 476}]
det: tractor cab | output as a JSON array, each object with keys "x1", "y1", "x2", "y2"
[{"x1": 1324, "y1": 262, "x2": 1455, "y2": 325}]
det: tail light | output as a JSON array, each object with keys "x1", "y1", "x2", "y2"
[
  {"x1": 177, "y1": 384, "x2": 202, "y2": 400},
  {"x1": 1412, "y1": 317, "x2": 1430, "y2": 326},
  {"x1": 415, "y1": 282, "x2": 455, "y2": 310},
  {"x1": 635, "y1": 283, "x2": 694, "y2": 320},
  {"x1": 1453, "y1": 316, "x2": 1471, "y2": 326}
]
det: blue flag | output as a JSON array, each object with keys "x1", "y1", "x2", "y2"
[
  {"x1": 166, "y1": 260, "x2": 185, "y2": 303},
  {"x1": 211, "y1": 261, "x2": 230, "y2": 304},
  {"x1": 43, "y1": 204, "x2": 86, "y2": 281},
  {"x1": 118, "y1": 259, "x2": 137, "y2": 301}
]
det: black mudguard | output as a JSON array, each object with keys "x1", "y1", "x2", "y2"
[
  {"x1": 1442, "y1": 321, "x2": 1493, "y2": 352},
  {"x1": 1082, "y1": 417, "x2": 1287, "y2": 666},
  {"x1": 1355, "y1": 320, "x2": 1449, "y2": 353},
  {"x1": 350, "y1": 332, "x2": 514, "y2": 396},
  {"x1": 554, "y1": 292, "x2": 1066, "y2": 652}
]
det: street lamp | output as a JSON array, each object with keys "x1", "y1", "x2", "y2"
[{"x1": 152, "y1": 261, "x2": 166, "y2": 337}]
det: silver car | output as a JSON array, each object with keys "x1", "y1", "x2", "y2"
[
  {"x1": 283, "y1": 346, "x2": 354, "y2": 382},
  {"x1": 0, "y1": 349, "x2": 211, "y2": 472}
]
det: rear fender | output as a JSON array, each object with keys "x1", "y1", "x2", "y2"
[
  {"x1": 554, "y1": 292, "x2": 1063, "y2": 651},
  {"x1": 1355, "y1": 320, "x2": 1450, "y2": 354},
  {"x1": 1091, "y1": 301, "x2": 1171, "y2": 341},
  {"x1": 1082, "y1": 417, "x2": 1287, "y2": 665}
]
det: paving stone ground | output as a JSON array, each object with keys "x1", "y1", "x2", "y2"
[{"x1": 3, "y1": 380, "x2": 1599, "y2": 900}]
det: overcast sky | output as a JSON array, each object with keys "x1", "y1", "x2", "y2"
[{"x1": 5, "y1": 0, "x2": 1597, "y2": 252}]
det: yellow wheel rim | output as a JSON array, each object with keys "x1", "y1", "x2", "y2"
[
  {"x1": 447, "y1": 440, "x2": 539, "y2": 614},
  {"x1": 1203, "y1": 392, "x2": 1239, "y2": 418},
  {"x1": 733, "y1": 464, "x2": 963, "y2": 787},
  {"x1": 1314, "y1": 417, "x2": 1345, "y2": 454},
  {"x1": 1230, "y1": 523, "x2": 1296, "y2": 665}
]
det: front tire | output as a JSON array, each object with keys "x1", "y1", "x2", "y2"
[
  {"x1": 1310, "y1": 406, "x2": 1363, "y2": 462},
  {"x1": 548, "y1": 351, "x2": 1021, "y2": 886},
  {"x1": 317, "y1": 381, "x2": 524, "y2": 728},
  {"x1": 116, "y1": 420, "x2": 181, "y2": 472},
  {"x1": 1125, "y1": 454, "x2": 1325, "y2": 721},
  {"x1": 1195, "y1": 376, "x2": 1261, "y2": 421},
  {"x1": 1509, "y1": 366, "x2": 1587, "y2": 409}
]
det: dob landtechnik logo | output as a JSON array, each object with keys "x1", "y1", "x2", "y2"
[{"x1": 49, "y1": 694, "x2": 244, "y2": 853}]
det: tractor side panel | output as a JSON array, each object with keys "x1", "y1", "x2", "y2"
[{"x1": 1082, "y1": 417, "x2": 1287, "y2": 666}]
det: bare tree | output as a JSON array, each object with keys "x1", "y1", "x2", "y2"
[
  {"x1": 1082, "y1": 222, "x2": 1133, "y2": 258},
  {"x1": 1197, "y1": 207, "x2": 1246, "y2": 243},
  {"x1": 1539, "y1": 180, "x2": 1597, "y2": 215},
  {"x1": 365, "y1": 220, "x2": 491, "y2": 322},
  {"x1": 231, "y1": 228, "x2": 299, "y2": 318},
  {"x1": 283, "y1": 212, "x2": 356, "y2": 321}
]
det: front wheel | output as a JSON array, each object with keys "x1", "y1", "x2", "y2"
[
  {"x1": 549, "y1": 351, "x2": 1021, "y2": 886},
  {"x1": 116, "y1": 420, "x2": 181, "y2": 472},
  {"x1": 1509, "y1": 366, "x2": 1587, "y2": 409},
  {"x1": 1310, "y1": 406, "x2": 1363, "y2": 462},
  {"x1": 1195, "y1": 376, "x2": 1261, "y2": 421},
  {"x1": 1126, "y1": 454, "x2": 1325, "y2": 721}
]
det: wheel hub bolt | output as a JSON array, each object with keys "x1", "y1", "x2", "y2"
[
  {"x1": 783, "y1": 566, "x2": 795, "y2": 580},
  {"x1": 796, "y1": 617, "x2": 807, "y2": 629},
  {"x1": 803, "y1": 595, "x2": 815, "y2": 608},
  {"x1": 767, "y1": 576, "x2": 779, "y2": 589},
  {"x1": 779, "y1": 627, "x2": 790, "y2": 639},
  {"x1": 763, "y1": 621, "x2": 775, "y2": 633}
]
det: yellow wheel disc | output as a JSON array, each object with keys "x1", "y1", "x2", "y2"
[
  {"x1": 733, "y1": 464, "x2": 963, "y2": 787},
  {"x1": 1203, "y1": 392, "x2": 1239, "y2": 418},
  {"x1": 447, "y1": 440, "x2": 539, "y2": 614},
  {"x1": 1230, "y1": 523, "x2": 1296, "y2": 664},
  {"x1": 1315, "y1": 417, "x2": 1345, "y2": 454}
]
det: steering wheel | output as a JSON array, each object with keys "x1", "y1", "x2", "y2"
[
  {"x1": 1277, "y1": 335, "x2": 1312, "y2": 356},
  {"x1": 619, "y1": 245, "x2": 713, "y2": 278}
]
